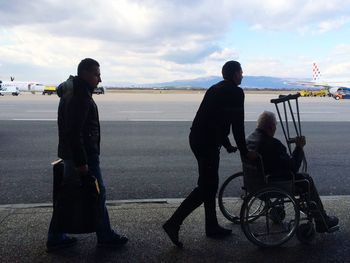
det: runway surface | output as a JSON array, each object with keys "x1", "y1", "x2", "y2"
[
  {"x1": 0, "y1": 93, "x2": 349, "y2": 204},
  {"x1": 1, "y1": 92, "x2": 350, "y2": 122}
]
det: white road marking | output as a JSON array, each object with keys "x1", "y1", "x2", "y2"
[
  {"x1": 26, "y1": 110, "x2": 56, "y2": 113},
  {"x1": 128, "y1": 118, "x2": 190, "y2": 121},
  {"x1": 300, "y1": 112, "x2": 335, "y2": 114},
  {"x1": 10, "y1": 118, "x2": 350, "y2": 122},
  {"x1": 13, "y1": 118, "x2": 56, "y2": 121},
  {"x1": 119, "y1": 111, "x2": 163, "y2": 113},
  {"x1": 1, "y1": 195, "x2": 349, "y2": 209}
]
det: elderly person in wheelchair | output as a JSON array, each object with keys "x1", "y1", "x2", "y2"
[{"x1": 246, "y1": 111, "x2": 339, "y2": 233}]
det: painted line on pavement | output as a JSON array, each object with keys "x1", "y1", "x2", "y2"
[
  {"x1": 13, "y1": 118, "x2": 56, "y2": 121},
  {"x1": 9, "y1": 118, "x2": 350, "y2": 122},
  {"x1": 1, "y1": 195, "x2": 349, "y2": 209}
]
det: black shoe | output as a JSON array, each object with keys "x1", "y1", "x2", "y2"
[
  {"x1": 206, "y1": 225, "x2": 232, "y2": 238},
  {"x1": 97, "y1": 234, "x2": 128, "y2": 248},
  {"x1": 163, "y1": 221, "x2": 183, "y2": 248},
  {"x1": 46, "y1": 236, "x2": 78, "y2": 252},
  {"x1": 315, "y1": 215, "x2": 339, "y2": 233}
]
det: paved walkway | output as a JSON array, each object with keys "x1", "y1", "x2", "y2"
[{"x1": 0, "y1": 197, "x2": 349, "y2": 263}]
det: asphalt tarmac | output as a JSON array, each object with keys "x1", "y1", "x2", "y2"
[
  {"x1": 1, "y1": 92, "x2": 350, "y2": 122},
  {"x1": 0, "y1": 93, "x2": 349, "y2": 205},
  {"x1": 0, "y1": 120, "x2": 349, "y2": 205}
]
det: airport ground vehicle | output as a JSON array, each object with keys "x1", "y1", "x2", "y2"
[
  {"x1": 218, "y1": 93, "x2": 339, "y2": 247},
  {"x1": 0, "y1": 86, "x2": 20, "y2": 96},
  {"x1": 42, "y1": 86, "x2": 57, "y2": 95},
  {"x1": 298, "y1": 89, "x2": 328, "y2": 97},
  {"x1": 333, "y1": 88, "x2": 350, "y2": 100},
  {"x1": 298, "y1": 90, "x2": 312, "y2": 97},
  {"x1": 93, "y1": 87, "x2": 105, "y2": 94}
]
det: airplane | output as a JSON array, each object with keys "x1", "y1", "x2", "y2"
[
  {"x1": 0, "y1": 77, "x2": 47, "y2": 93},
  {"x1": 295, "y1": 63, "x2": 350, "y2": 96},
  {"x1": 1, "y1": 77, "x2": 104, "y2": 96}
]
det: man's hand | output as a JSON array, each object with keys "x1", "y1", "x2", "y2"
[
  {"x1": 295, "y1": 136, "x2": 306, "y2": 148},
  {"x1": 245, "y1": 150, "x2": 258, "y2": 161},
  {"x1": 75, "y1": 164, "x2": 88, "y2": 175},
  {"x1": 226, "y1": 145, "x2": 238, "y2": 153}
]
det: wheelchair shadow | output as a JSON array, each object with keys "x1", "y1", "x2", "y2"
[{"x1": 240, "y1": 230, "x2": 349, "y2": 263}]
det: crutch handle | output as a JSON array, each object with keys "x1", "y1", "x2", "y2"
[{"x1": 270, "y1": 93, "x2": 300, "y2": 104}]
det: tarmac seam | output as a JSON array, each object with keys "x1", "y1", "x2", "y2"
[{"x1": 0, "y1": 195, "x2": 349, "y2": 209}]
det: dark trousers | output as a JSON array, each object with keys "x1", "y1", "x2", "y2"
[
  {"x1": 294, "y1": 173, "x2": 326, "y2": 218},
  {"x1": 272, "y1": 172, "x2": 326, "y2": 218},
  {"x1": 168, "y1": 135, "x2": 220, "y2": 229}
]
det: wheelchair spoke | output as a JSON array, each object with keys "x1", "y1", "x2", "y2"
[{"x1": 241, "y1": 187, "x2": 300, "y2": 248}]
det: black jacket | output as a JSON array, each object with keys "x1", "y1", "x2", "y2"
[
  {"x1": 246, "y1": 128, "x2": 304, "y2": 179},
  {"x1": 57, "y1": 76, "x2": 100, "y2": 166},
  {"x1": 190, "y1": 80, "x2": 248, "y2": 155}
]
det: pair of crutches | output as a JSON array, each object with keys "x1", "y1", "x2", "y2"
[{"x1": 270, "y1": 93, "x2": 307, "y2": 172}]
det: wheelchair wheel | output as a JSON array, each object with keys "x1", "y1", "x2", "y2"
[
  {"x1": 240, "y1": 187, "x2": 300, "y2": 247},
  {"x1": 218, "y1": 172, "x2": 245, "y2": 223},
  {"x1": 296, "y1": 222, "x2": 316, "y2": 244},
  {"x1": 219, "y1": 172, "x2": 264, "y2": 224}
]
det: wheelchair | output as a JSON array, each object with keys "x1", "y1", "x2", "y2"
[{"x1": 218, "y1": 93, "x2": 339, "y2": 247}]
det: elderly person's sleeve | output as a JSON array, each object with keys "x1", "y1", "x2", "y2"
[
  {"x1": 290, "y1": 147, "x2": 304, "y2": 172},
  {"x1": 271, "y1": 139, "x2": 304, "y2": 173}
]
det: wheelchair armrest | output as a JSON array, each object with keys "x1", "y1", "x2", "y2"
[{"x1": 294, "y1": 177, "x2": 311, "y2": 198}]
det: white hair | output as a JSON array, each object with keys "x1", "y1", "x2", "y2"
[{"x1": 257, "y1": 111, "x2": 277, "y2": 130}]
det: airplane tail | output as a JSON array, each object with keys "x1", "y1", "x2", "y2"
[{"x1": 312, "y1": 63, "x2": 321, "y2": 81}]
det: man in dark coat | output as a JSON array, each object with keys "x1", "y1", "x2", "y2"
[
  {"x1": 246, "y1": 111, "x2": 339, "y2": 233},
  {"x1": 46, "y1": 58, "x2": 128, "y2": 251},
  {"x1": 163, "y1": 61, "x2": 256, "y2": 247}
]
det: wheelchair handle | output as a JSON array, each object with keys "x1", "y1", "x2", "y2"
[
  {"x1": 227, "y1": 146, "x2": 238, "y2": 153},
  {"x1": 270, "y1": 93, "x2": 300, "y2": 104}
]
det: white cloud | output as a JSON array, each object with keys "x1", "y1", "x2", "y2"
[
  {"x1": 208, "y1": 48, "x2": 239, "y2": 61},
  {"x1": 332, "y1": 44, "x2": 350, "y2": 57},
  {"x1": 324, "y1": 62, "x2": 350, "y2": 78},
  {"x1": 317, "y1": 17, "x2": 350, "y2": 34},
  {"x1": 315, "y1": 44, "x2": 350, "y2": 79},
  {"x1": 245, "y1": 58, "x2": 285, "y2": 77},
  {"x1": 0, "y1": 0, "x2": 350, "y2": 83},
  {"x1": 237, "y1": 0, "x2": 350, "y2": 32}
]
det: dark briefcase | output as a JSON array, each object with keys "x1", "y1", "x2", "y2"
[{"x1": 52, "y1": 159, "x2": 100, "y2": 234}]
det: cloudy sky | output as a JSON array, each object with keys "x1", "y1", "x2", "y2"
[{"x1": 1, "y1": 0, "x2": 350, "y2": 85}]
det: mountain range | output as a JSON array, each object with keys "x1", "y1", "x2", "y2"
[{"x1": 105, "y1": 76, "x2": 309, "y2": 90}]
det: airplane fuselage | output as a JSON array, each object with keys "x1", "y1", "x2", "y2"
[{"x1": 0, "y1": 80, "x2": 46, "y2": 92}]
